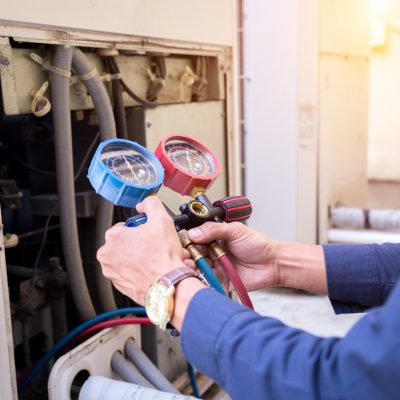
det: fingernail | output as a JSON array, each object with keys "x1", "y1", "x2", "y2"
[{"x1": 188, "y1": 228, "x2": 202, "y2": 238}]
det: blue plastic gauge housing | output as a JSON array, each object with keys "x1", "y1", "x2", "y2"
[{"x1": 88, "y1": 139, "x2": 164, "y2": 208}]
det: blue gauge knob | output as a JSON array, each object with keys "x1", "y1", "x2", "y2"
[{"x1": 88, "y1": 138, "x2": 164, "y2": 208}]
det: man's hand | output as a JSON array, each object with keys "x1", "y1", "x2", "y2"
[
  {"x1": 97, "y1": 196, "x2": 196, "y2": 305},
  {"x1": 188, "y1": 222, "x2": 328, "y2": 295},
  {"x1": 188, "y1": 222, "x2": 279, "y2": 292}
]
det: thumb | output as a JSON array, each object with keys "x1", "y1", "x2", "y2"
[{"x1": 188, "y1": 221, "x2": 244, "y2": 244}]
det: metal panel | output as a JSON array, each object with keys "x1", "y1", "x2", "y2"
[
  {"x1": 0, "y1": 0, "x2": 236, "y2": 47},
  {"x1": 48, "y1": 325, "x2": 141, "y2": 400},
  {"x1": 319, "y1": 0, "x2": 370, "y2": 57},
  {"x1": 4, "y1": 49, "x2": 202, "y2": 115},
  {"x1": 368, "y1": 26, "x2": 400, "y2": 180},
  {"x1": 244, "y1": 0, "x2": 299, "y2": 241},
  {"x1": 318, "y1": 56, "x2": 369, "y2": 242},
  {"x1": 0, "y1": 208, "x2": 17, "y2": 400},
  {"x1": 296, "y1": 0, "x2": 319, "y2": 244},
  {"x1": 139, "y1": 101, "x2": 228, "y2": 213},
  {"x1": 0, "y1": 38, "x2": 19, "y2": 115},
  {"x1": 318, "y1": 0, "x2": 370, "y2": 243}
]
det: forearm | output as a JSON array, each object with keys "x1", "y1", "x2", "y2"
[
  {"x1": 275, "y1": 241, "x2": 327, "y2": 294},
  {"x1": 181, "y1": 284, "x2": 400, "y2": 400}
]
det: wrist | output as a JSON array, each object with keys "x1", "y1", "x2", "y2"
[
  {"x1": 170, "y1": 277, "x2": 206, "y2": 331},
  {"x1": 275, "y1": 241, "x2": 327, "y2": 294}
]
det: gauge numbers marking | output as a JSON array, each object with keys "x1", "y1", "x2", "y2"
[{"x1": 165, "y1": 142, "x2": 215, "y2": 177}]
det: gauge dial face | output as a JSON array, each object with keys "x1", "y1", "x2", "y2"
[
  {"x1": 165, "y1": 140, "x2": 216, "y2": 177},
  {"x1": 101, "y1": 143, "x2": 159, "y2": 186}
]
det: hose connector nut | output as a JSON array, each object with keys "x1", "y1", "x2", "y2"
[
  {"x1": 209, "y1": 241, "x2": 226, "y2": 259},
  {"x1": 178, "y1": 229, "x2": 192, "y2": 248}
]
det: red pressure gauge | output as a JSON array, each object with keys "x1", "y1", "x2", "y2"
[{"x1": 155, "y1": 135, "x2": 221, "y2": 196}]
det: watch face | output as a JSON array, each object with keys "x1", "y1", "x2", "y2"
[{"x1": 145, "y1": 283, "x2": 172, "y2": 329}]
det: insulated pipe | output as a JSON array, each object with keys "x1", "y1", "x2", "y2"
[
  {"x1": 124, "y1": 338, "x2": 180, "y2": 394},
  {"x1": 107, "y1": 56, "x2": 128, "y2": 140},
  {"x1": 51, "y1": 45, "x2": 96, "y2": 320},
  {"x1": 111, "y1": 352, "x2": 156, "y2": 389},
  {"x1": 80, "y1": 376, "x2": 194, "y2": 400},
  {"x1": 72, "y1": 48, "x2": 117, "y2": 311},
  {"x1": 327, "y1": 228, "x2": 400, "y2": 244},
  {"x1": 331, "y1": 206, "x2": 400, "y2": 231}
]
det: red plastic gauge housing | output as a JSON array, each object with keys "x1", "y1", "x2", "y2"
[{"x1": 155, "y1": 134, "x2": 221, "y2": 196}]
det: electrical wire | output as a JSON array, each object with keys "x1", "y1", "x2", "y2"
[
  {"x1": 0, "y1": 143, "x2": 56, "y2": 176},
  {"x1": 18, "y1": 224, "x2": 60, "y2": 240},
  {"x1": 109, "y1": 57, "x2": 158, "y2": 108},
  {"x1": 73, "y1": 132, "x2": 100, "y2": 181},
  {"x1": 29, "y1": 203, "x2": 57, "y2": 288},
  {"x1": 219, "y1": 254, "x2": 253, "y2": 309},
  {"x1": 17, "y1": 307, "x2": 146, "y2": 391},
  {"x1": 28, "y1": 132, "x2": 100, "y2": 285}
]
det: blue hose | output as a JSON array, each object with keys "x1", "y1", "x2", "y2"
[
  {"x1": 187, "y1": 362, "x2": 201, "y2": 398},
  {"x1": 196, "y1": 257, "x2": 226, "y2": 295},
  {"x1": 18, "y1": 307, "x2": 146, "y2": 391}
]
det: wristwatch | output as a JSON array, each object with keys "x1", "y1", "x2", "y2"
[{"x1": 145, "y1": 267, "x2": 205, "y2": 330}]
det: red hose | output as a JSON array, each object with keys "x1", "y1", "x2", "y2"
[
  {"x1": 17, "y1": 317, "x2": 151, "y2": 384},
  {"x1": 73, "y1": 317, "x2": 152, "y2": 342},
  {"x1": 219, "y1": 254, "x2": 254, "y2": 309}
]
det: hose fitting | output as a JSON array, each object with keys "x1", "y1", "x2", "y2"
[
  {"x1": 178, "y1": 229, "x2": 203, "y2": 262},
  {"x1": 209, "y1": 241, "x2": 226, "y2": 259}
]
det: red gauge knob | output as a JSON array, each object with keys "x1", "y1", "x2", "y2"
[
  {"x1": 154, "y1": 134, "x2": 221, "y2": 196},
  {"x1": 213, "y1": 196, "x2": 252, "y2": 223}
]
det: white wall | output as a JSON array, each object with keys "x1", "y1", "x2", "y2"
[
  {"x1": 243, "y1": 1, "x2": 300, "y2": 241},
  {"x1": 369, "y1": 0, "x2": 400, "y2": 181}
]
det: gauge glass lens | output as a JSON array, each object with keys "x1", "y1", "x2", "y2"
[
  {"x1": 165, "y1": 139, "x2": 216, "y2": 177},
  {"x1": 101, "y1": 143, "x2": 159, "y2": 186}
]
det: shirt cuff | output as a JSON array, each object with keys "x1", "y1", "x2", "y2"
[
  {"x1": 180, "y1": 288, "x2": 248, "y2": 382},
  {"x1": 322, "y1": 244, "x2": 379, "y2": 314}
]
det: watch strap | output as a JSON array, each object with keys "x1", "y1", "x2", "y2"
[{"x1": 158, "y1": 267, "x2": 199, "y2": 287}]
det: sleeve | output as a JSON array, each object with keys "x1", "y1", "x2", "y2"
[
  {"x1": 322, "y1": 243, "x2": 400, "y2": 314},
  {"x1": 181, "y1": 284, "x2": 400, "y2": 400}
]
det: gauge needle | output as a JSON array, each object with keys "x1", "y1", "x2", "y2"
[
  {"x1": 123, "y1": 156, "x2": 139, "y2": 182},
  {"x1": 186, "y1": 148, "x2": 194, "y2": 174}
]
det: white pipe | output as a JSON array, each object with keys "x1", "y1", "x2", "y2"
[
  {"x1": 79, "y1": 376, "x2": 195, "y2": 400},
  {"x1": 327, "y1": 228, "x2": 400, "y2": 244},
  {"x1": 331, "y1": 206, "x2": 400, "y2": 231}
]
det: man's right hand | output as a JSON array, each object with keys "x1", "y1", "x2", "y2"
[{"x1": 188, "y1": 222, "x2": 278, "y2": 292}]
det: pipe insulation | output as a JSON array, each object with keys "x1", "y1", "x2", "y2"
[
  {"x1": 327, "y1": 228, "x2": 400, "y2": 244},
  {"x1": 124, "y1": 339, "x2": 180, "y2": 394},
  {"x1": 331, "y1": 206, "x2": 400, "y2": 231},
  {"x1": 111, "y1": 352, "x2": 156, "y2": 389},
  {"x1": 51, "y1": 45, "x2": 96, "y2": 320},
  {"x1": 79, "y1": 376, "x2": 195, "y2": 400},
  {"x1": 72, "y1": 48, "x2": 117, "y2": 311}
]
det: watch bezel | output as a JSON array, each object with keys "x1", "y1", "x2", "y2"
[{"x1": 145, "y1": 282, "x2": 175, "y2": 330}]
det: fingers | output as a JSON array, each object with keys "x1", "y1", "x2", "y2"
[
  {"x1": 136, "y1": 196, "x2": 172, "y2": 225},
  {"x1": 182, "y1": 248, "x2": 191, "y2": 259},
  {"x1": 188, "y1": 221, "x2": 244, "y2": 244},
  {"x1": 183, "y1": 258, "x2": 196, "y2": 269}
]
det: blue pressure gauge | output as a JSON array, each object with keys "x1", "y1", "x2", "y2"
[{"x1": 88, "y1": 139, "x2": 164, "y2": 208}]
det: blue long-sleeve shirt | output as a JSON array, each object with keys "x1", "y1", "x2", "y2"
[{"x1": 180, "y1": 243, "x2": 400, "y2": 399}]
